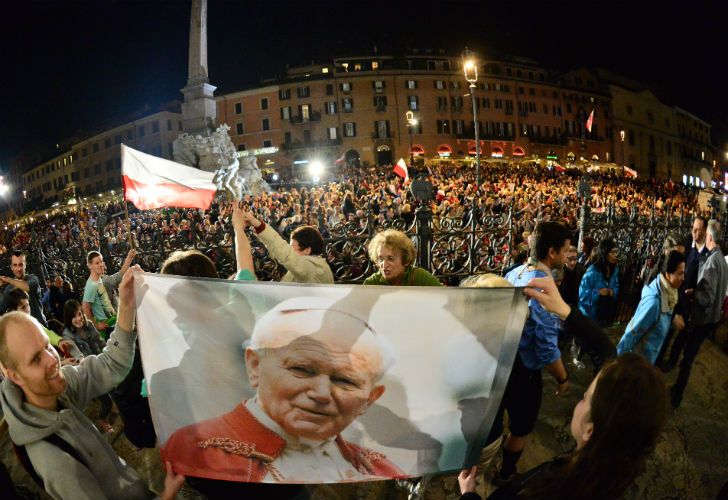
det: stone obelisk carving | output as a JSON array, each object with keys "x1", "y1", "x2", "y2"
[
  {"x1": 172, "y1": 0, "x2": 269, "y2": 193},
  {"x1": 180, "y1": 0, "x2": 216, "y2": 136}
]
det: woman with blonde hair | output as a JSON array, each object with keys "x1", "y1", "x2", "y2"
[{"x1": 363, "y1": 229, "x2": 441, "y2": 286}]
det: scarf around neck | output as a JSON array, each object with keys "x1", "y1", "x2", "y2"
[{"x1": 659, "y1": 273, "x2": 678, "y2": 312}]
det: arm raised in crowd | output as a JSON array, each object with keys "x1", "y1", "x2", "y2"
[
  {"x1": 243, "y1": 211, "x2": 323, "y2": 282},
  {"x1": 232, "y1": 202, "x2": 256, "y2": 279},
  {"x1": 105, "y1": 248, "x2": 138, "y2": 289},
  {"x1": 526, "y1": 276, "x2": 616, "y2": 365}
]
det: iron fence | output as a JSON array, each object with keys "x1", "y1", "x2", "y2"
[
  {"x1": 579, "y1": 203, "x2": 728, "y2": 321},
  {"x1": 7, "y1": 200, "x2": 727, "y2": 314},
  {"x1": 12, "y1": 206, "x2": 513, "y2": 292}
]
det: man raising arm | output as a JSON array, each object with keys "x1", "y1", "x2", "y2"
[{"x1": 0, "y1": 266, "x2": 184, "y2": 500}]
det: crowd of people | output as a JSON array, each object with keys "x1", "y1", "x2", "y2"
[
  {"x1": 0, "y1": 160, "x2": 725, "y2": 499},
  {"x1": 0, "y1": 161, "x2": 706, "y2": 289}
]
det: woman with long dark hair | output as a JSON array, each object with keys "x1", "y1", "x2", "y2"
[
  {"x1": 578, "y1": 239, "x2": 619, "y2": 324},
  {"x1": 62, "y1": 299, "x2": 106, "y2": 357},
  {"x1": 458, "y1": 353, "x2": 669, "y2": 500},
  {"x1": 62, "y1": 299, "x2": 114, "y2": 433}
]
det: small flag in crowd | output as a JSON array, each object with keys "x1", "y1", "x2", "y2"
[
  {"x1": 624, "y1": 166, "x2": 638, "y2": 178},
  {"x1": 585, "y1": 109, "x2": 595, "y2": 133},
  {"x1": 121, "y1": 145, "x2": 217, "y2": 210},
  {"x1": 335, "y1": 152, "x2": 346, "y2": 165},
  {"x1": 393, "y1": 158, "x2": 409, "y2": 180}
]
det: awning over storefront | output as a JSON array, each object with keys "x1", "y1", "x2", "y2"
[{"x1": 437, "y1": 144, "x2": 452, "y2": 157}]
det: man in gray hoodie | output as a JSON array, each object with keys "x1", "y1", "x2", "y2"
[
  {"x1": 670, "y1": 219, "x2": 728, "y2": 409},
  {"x1": 0, "y1": 266, "x2": 184, "y2": 500}
]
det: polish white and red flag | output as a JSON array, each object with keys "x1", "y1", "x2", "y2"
[
  {"x1": 121, "y1": 145, "x2": 217, "y2": 210},
  {"x1": 624, "y1": 166, "x2": 638, "y2": 178},
  {"x1": 585, "y1": 109, "x2": 595, "y2": 133},
  {"x1": 393, "y1": 158, "x2": 409, "y2": 180}
]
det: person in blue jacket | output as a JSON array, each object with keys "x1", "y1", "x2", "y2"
[
  {"x1": 578, "y1": 239, "x2": 619, "y2": 324},
  {"x1": 498, "y1": 221, "x2": 572, "y2": 483},
  {"x1": 617, "y1": 250, "x2": 685, "y2": 363}
]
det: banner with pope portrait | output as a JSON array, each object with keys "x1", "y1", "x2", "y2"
[{"x1": 134, "y1": 272, "x2": 528, "y2": 483}]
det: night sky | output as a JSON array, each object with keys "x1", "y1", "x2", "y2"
[{"x1": 3, "y1": 0, "x2": 727, "y2": 166}]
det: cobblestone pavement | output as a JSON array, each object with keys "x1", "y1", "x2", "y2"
[{"x1": 3, "y1": 326, "x2": 727, "y2": 499}]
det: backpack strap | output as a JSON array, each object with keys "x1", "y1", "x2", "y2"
[{"x1": 12, "y1": 434, "x2": 89, "y2": 490}]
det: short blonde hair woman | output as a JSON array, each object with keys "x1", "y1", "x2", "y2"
[{"x1": 363, "y1": 229, "x2": 441, "y2": 286}]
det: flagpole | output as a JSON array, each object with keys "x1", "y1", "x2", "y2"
[{"x1": 124, "y1": 199, "x2": 135, "y2": 250}]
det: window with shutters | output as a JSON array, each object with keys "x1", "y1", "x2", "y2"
[
  {"x1": 325, "y1": 101, "x2": 337, "y2": 114},
  {"x1": 453, "y1": 120, "x2": 464, "y2": 135},
  {"x1": 344, "y1": 122, "x2": 357, "y2": 137},
  {"x1": 451, "y1": 96, "x2": 463, "y2": 112},
  {"x1": 375, "y1": 120, "x2": 390, "y2": 138}
]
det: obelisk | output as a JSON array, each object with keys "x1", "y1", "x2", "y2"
[{"x1": 180, "y1": 0, "x2": 217, "y2": 136}]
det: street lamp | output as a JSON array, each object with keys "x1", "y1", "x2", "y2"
[
  {"x1": 619, "y1": 130, "x2": 626, "y2": 175},
  {"x1": 406, "y1": 111, "x2": 417, "y2": 166},
  {"x1": 463, "y1": 51, "x2": 480, "y2": 197}
]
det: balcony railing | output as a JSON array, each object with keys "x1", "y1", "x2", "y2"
[
  {"x1": 371, "y1": 132, "x2": 395, "y2": 140},
  {"x1": 528, "y1": 136, "x2": 567, "y2": 145},
  {"x1": 281, "y1": 138, "x2": 342, "y2": 151},
  {"x1": 289, "y1": 111, "x2": 322, "y2": 124},
  {"x1": 457, "y1": 128, "x2": 515, "y2": 141}
]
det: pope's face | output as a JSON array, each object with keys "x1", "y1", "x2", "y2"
[{"x1": 246, "y1": 335, "x2": 385, "y2": 441}]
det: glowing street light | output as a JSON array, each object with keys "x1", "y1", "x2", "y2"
[
  {"x1": 406, "y1": 111, "x2": 417, "y2": 165},
  {"x1": 463, "y1": 59, "x2": 478, "y2": 83},
  {"x1": 463, "y1": 48, "x2": 481, "y2": 208},
  {"x1": 620, "y1": 129, "x2": 626, "y2": 175},
  {"x1": 308, "y1": 159, "x2": 324, "y2": 179}
]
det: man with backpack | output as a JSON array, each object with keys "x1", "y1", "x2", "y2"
[{"x1": 0, "y1": 267, "x2": 184, "y2": 499}]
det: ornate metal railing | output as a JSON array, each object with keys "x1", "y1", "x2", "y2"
[
  {"x1": 16, "y1": 207, "x2": 513, "y2": 292},
  {"x1": 578, "y1": 203, "x2": 724, "y2": 321},
  {"x1": 9, "y1": 199, "x2": 726, "y2": 310}
]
